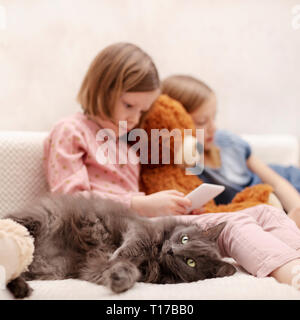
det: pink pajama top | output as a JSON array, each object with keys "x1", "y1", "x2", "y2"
[{"x1": 43, "y1": 112, "x2": 145, "y2": 208}]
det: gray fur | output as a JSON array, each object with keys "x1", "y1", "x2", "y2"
[{"x1": 5, "y1": 193, "x2": 235, "y2": 298}]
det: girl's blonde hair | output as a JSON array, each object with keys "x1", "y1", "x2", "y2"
[
  {"x1": 77, "y1": 42, "x2": 160, "y2": 119},
  {"x1": 161, "y1": 75, "x2": 213, "y2": 113}
]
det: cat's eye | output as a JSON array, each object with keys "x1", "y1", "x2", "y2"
[
  {"x1": 186, "y1": 258, "x2": 196, "y2": 268},
  {"x1": 181, "y1": 235, "x2": 189, "y2": 244}
]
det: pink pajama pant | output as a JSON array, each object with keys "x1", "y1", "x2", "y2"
[{"x1": 175, "y1": 204, "x2": 300, "y2": 277}]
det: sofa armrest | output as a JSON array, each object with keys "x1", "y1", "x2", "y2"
[{"x1": 0, "y1": 131, "x2": 49, "y2": 218}]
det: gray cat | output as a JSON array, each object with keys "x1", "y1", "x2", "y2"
[{"x1": 5, "y1": 193, "x2": 236, "y2": 298}]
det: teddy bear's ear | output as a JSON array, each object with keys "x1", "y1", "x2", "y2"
[{"x1": 141, "y1": 94, "x2": 197, "y2": 133}]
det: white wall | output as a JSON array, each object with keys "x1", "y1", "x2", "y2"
[{"x1": 0, "y1": 0, "x2": 300, "y2": 136}]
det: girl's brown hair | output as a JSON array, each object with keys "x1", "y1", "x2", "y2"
[
  {"x1": 77, "y1": 42, "x2": 160, "y2": 119},
  {"x1": 161, "y1": 75, "x2": 213, "y2": 113}
]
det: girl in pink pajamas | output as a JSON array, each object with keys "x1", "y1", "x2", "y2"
[{"x1": 44, "y1": 42, "x2": 300, "y2": 290}]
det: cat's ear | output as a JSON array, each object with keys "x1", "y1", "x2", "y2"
[{"x1": 203, "y1": 222, "x2": 226, "y2": 241}]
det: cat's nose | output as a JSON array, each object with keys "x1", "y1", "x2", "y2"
[{"x1": 167, "y1": 248, "x2": 173, "y2": 256}]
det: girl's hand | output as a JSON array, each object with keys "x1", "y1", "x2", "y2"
[
  {"x1": 131, "y1": 190, "x2": 192, "y2": 217},
  {"x1": 190, "y1": 206, "x2": 206, "y2": 215}
]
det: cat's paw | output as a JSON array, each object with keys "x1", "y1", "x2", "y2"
[
  {"x1": 110, "y1": 243, "x2": 144, "y2": 262},
  {"x1": 7, "y1": 276, "x2": 33, "y2": 299},
  {"x1": 108, "y1": 261, "x2": 140, "y2": 293}
]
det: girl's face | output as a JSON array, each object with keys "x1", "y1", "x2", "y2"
[
  {"x1": 112, "y1": 89, "x2": 160, "y2": 132},
  {"x1": 190, "y1": 93, "x2": 217, "y2": 151},
  {"x1": 91, "y1": 89, "x2": 160, "y2": 136}
]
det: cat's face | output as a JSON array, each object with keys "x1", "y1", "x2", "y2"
[{"x1": 160, "y1": 222, "x2": 235, "y2": 282}]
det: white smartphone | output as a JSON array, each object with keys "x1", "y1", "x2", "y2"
[{"x1": 185, "y1": 183, "x2": 225, "y2": 212}]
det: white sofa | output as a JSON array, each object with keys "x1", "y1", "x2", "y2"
[{"x1": 1, "y1": 131, "x2": 300, "y2": 300}]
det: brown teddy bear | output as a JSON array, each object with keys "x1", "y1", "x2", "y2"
[{"x1": 139, "y1": 94, "x2": 282, "y2": 214}]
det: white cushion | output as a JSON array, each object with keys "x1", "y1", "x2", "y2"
[
  {"x1": 242, "y1": 134, "x2": 299, "y2": 166},
  {"x1": 1, "y1": 260, "x2": 300, "y2": 300}
]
